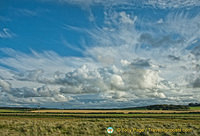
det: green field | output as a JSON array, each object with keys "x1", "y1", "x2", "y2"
[
  {"x1": 0, "y1": 109, "x2": 24, "y2": 113},
  {"x1": 0, "y1": 110, "x2": 199, "y2": 136},
  {"x1": 190, "y1": 106, "x2": 200, "y2": 110}
]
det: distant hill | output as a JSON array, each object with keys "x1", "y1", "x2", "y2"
[
  {"x1": 188, "y1": 103, "x2": 200, "y2": 107},
  {"x1": 1, "y1": 103, "x2": 197, "y2": 110}
]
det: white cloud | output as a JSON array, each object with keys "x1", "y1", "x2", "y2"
[
  {"x1": 0, "y1": 79, "x2": 11, "y2": 91},
  {"x1": 145, "y1": 0, "x2": 200, "y2": 9},
  {"x1": 120, "y1": 59, "x2": 131, "y2": 66},
  {"x1": 17, "y1": 9, "x2": 38, "y2": 16},
  {"x1": 42, "y1": 0, "x2": 200, "y2": 9},
  {"x1": 157, "y1": 18, "x2": 163, "y2": 24},
  {"x1": 0, "y1": 28, "x2": 15, "y2": 38},
  {"x1": 0, "y1": 51, "x2": 177, "y2": 106},
  {"x1": 111, "y1": 74, "x2": 124, "y2": 88},
  {"x1": 0, "y1": 48, "x2": 94, "y2": 74},
  {"x1": 119, "y1": 12, "x2": 136, "y2": 25}
]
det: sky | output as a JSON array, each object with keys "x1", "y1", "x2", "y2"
[{"x1": 0, "y1": 0, "x2": 200, "y2": 109}]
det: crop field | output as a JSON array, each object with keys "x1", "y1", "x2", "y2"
[{"x1": 0, "y1": 109, "x2": 199, "y2": 136}]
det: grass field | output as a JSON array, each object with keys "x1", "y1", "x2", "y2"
[
  {"x1": 0, "y1": 109, "x2": 24, "y2": 113},
  {"x1": 0, "y1": 109, "x2": 199, "y2": 136},
  {"x1": 31, "y1": 109, "x2": 200, "y2": 114},
  {"x1": 190, "y1": 106, "x2": 200, "y2": 110}
]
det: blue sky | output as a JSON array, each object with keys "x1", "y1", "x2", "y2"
[
  {"x1": 0, "y1": 0, "x2": 200, "y2": 108},
  {"x1": 0, "y1": 0, "x2": 93, "y2": 56}
]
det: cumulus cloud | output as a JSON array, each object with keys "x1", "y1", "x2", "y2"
[
  {"x1": 192, "y1": 78, "x2": 200, "y2": 88},
  {"x1": 0, "y1": 79, "x2": 11, "y2": 91},
  {"x1": 0, "y1": 77, "x2": 72, "y2": 106},
  {"x1": 0, "y1": 51, "x2": 177, "y2": 107},
  {"x1": 111, "y1": 74, "x2": 124, "y2": 88}
]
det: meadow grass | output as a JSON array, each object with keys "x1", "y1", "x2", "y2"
[
  {"x1": 190, "y1": 106, "x2": 200, "y2": 110},
  {"x1": 31, "y1": 109, "x2": 200, "y2": 114},
  {"x1": 0, "y1": 113, "x2": 199, "y2": 136},
  {"x1": 0, "y1": 109, "x2": 23, "y2": 113}
]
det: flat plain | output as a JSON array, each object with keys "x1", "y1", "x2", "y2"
[{"x1": 0, "y1": 109, "x2": 199, "y2": 136}]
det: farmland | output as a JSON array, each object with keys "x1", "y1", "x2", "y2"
[
  {"x1": 0, "y1": 109, "x2": 23, "y2": 113},
  {"x1": 0, "y1": 109, "x2": 199, "y2": 136},
  {"x1": 190, "y1": 106, "x2": 200, "y2": 110},
  {"x1": 31, "y1": 109, "x2": 200, "y2": 114}
]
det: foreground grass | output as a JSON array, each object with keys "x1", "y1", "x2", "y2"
[{"x1": 0, "y1": 113, "x2": 199, "y2": 136}]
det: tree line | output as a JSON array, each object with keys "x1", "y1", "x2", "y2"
[{"x1": 146, "y1": 104, "x2": 189, "y2": 110}]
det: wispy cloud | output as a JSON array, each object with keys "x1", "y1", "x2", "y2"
[
  {"x1": 16, "y1": 9, "x2": 38, "y2": 16},
  {"x1": 42, "y1": 0, "x2": 200, "y2": 9},
  {"x1": 145, "y1": 0, "x2": 200, "y2": 9},
  {"x1": 0, "y1": 16, "x2": 11, "y2": 22},
  {"x1": 0, "y1": 28, "x2": 15, "y2": 38}
]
